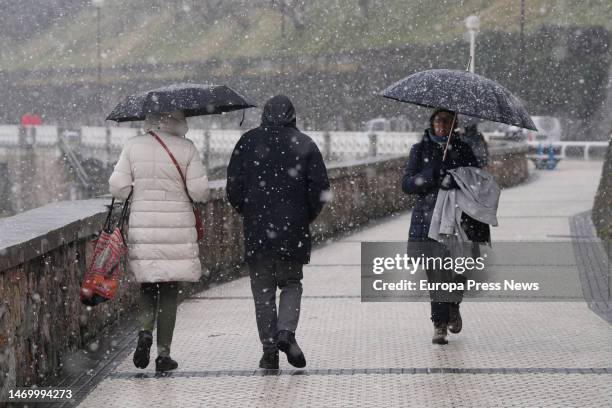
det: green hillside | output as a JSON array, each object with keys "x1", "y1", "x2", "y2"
[{"x1": 0, "y1": 0, "x2": 610, "y2": 72}]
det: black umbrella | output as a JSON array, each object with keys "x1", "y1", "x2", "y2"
[
  {"x1": 379, "y1": 69, "x2": 537, "y2": 131},
  {"x1": 106, "y1": 83, "x2": 255, "y2": 122}
]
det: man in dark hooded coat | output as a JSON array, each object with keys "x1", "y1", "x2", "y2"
[{"x1": 227, "y1": 95, "x2": 330, "y2": 369}]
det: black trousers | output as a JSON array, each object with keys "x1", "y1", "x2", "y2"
[
  {"x1": 248, "y1": 255, "x2": 304, "y2": 353},
  {"x1": 425, "y1": 241, "x2": 473, "y2": 325},
  {"x1": 138, "y1": 282, "x2": 178, "y2": 357},
  {"x1": 427, "y1": 267, "x2": 466, "y2": 324}
]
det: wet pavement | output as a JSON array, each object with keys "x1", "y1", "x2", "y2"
[{"x1": 77, "y1": 160, "x2": 611, "y2": 407}]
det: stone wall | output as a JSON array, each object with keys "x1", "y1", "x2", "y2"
[
  {"x1": 592, "y1": 140, "x2": 612, "y2": 241},
  {"x1": 0, "y1": 200, "x2": 141, "y2": 395},
  {"x1": 0, "y1": 145, "x2": 527, "y2": 395},
  {"x1": 486, "y1": 142, "x2": 530, "y2": 188}
]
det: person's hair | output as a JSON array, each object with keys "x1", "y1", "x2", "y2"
[{"x1": 429, "y1": 108, "x2": 458, "y2": 129}]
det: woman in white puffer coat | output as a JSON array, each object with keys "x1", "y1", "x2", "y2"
[{"x1": 109, "y1": 110, "x2": 208, "y2": 372}]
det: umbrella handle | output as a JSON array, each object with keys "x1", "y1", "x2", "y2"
[{"x1": 441, "y1": 112, "x2": 458, "y2": 162}]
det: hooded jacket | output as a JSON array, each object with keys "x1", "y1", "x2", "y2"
[
  {"x1": 109, "y1": 112, "x2": 209, "y2": 282},
  {"x1": 226, "y1": 95, "x2": 330, "y2": 264}
]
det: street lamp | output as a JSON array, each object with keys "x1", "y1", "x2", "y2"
[
  {"x1": 519, "y1": 0, "x2": 525, "y2": 76},
  {"x1": 92, "y1": 0, "x2": 105, "y2": 118},
  {"x1": 465, "y1": 15, "x2": 480, "y2": 73}
]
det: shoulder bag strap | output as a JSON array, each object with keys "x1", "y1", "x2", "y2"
[{"x1": 149, "y1": 130, "x2": 194, "y2": 204}]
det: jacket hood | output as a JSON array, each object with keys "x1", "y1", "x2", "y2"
[
  {"x1": 144, "y1": 111, "x2": 188, "y2": 137},
  {"x1": 261, "y1": 95, "x2": 297, "y2": 128}
]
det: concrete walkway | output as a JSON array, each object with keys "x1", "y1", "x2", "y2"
[{"x1": 78, "y1": 160, "x2": 611, "y2": 407}]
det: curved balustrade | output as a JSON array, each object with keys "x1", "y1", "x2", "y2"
[
  {"x1": 32, "y1": 125, "x2": 60, "y2": 146},
  {"x1": 0, "y1": 125, "x2": 20, "y2": 146},
  {"x1": 80, "y1": 126, "x2": 107, "y2": 149},
  {"x1": 3, "y1": 125, "x2": 589, "y2": 175}
]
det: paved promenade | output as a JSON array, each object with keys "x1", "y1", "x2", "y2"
[{"x1": 78, "y1": 160, "x2": 611, "y2": 407}]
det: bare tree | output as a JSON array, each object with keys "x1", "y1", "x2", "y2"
[{"x1": 270, "y1": 0, "x2": 307, "y2": 31}]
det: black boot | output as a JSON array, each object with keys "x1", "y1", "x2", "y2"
[
  {"x1": 448, "y1": 303, "x2": 462, "y2": 334},
  {"x1": 133, "y1": 330, "x2": 153, "y2": 369},
  {"x1": 432, "y1": 323, "x2": 448, "y2": 345},
  {"x1": 155, "y1": 356, "x2": 178, "y2": 372},
  {"x1": 277, "y1": 330, "x2": 306, "y2": 368},
  {"x1": 259, "y1": 350, "x2": 279, "y2": 369}
]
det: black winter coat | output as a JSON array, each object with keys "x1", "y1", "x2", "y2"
[
  {"x1": 226, "y1": 95, "x2": 330, "y2": 264},
  {"x1": 402, "y1": 130, "x2": 483, "y2": 242}
]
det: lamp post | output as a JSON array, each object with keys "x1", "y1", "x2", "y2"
[
  {"x1": 92, "y1": 0, "x2": 104, "y2": 118},
  {"x1": 465, "y1": 15, "x2": 480, "y2": 73},
  {"x1": 519, "y1": 0, "x2": 525, "y2": 77}
]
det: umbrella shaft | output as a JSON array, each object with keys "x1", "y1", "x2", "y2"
[{"x1": 442, "y1": 113, "x2": 457, "y2": 162}]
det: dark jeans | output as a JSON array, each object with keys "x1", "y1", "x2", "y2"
[
  {"x1": 248, "y1": 255, "x2": 303, "y2": 353},
  {"x1": 138, "y1": 282, "x2": 178, "y2": 357},
  {"x1": 427, "y1": 268, "x2": 466, "y2": 324}
]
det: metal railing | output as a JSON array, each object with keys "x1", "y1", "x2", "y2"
[
  {"x1": 526, "y1": 141, "x2": 609, "y2": 160},
  {"x1": 0, "y1": 126, "x2": 422, "y2": 165},
  {"x1": 2, "y1": 125, "x2": 607, "y2": 166}
]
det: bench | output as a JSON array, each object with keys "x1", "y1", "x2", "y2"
[{"x1": 527, "y1": 154, "x2": 562, "y2": 170}]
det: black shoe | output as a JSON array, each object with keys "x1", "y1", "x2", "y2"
[
  {"x1": 259, "y1": 350, "x2": 279, "y2": 369},
  {"x1": 448, "y1": 303, "x2": 462, "y2": 334},
  {"x1": 133, "y1": 330, "x2": 153, "y2": 369},
  {"x1": 277, "y1": 330, "x2": 306, "y2": 368},
  {"x1": 432, "y1": 324, "x2": 448, "y2": 345},
  {"x1": 155, "y1": 356, "x2": 178, "y2": 372}
]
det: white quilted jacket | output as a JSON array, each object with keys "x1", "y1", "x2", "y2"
[{"x1": 109, "y1": 130, "x2": 209, "y2": 283}]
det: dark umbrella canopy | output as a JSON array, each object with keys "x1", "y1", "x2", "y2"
[
  {"x1": 380, "y1": 69, "x2": 537, "y2": 131},
  {"x1": 106, "y1": 83, "x2": 255, "y2": 122}
]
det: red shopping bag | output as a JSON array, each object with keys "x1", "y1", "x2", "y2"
[{"x1": 80, "y1": 193, "x2": 131, "y2": 306}]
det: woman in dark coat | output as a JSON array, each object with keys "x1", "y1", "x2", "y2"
[{"x1": 402, "y1": 108, "x2": 482, "y2": 345}]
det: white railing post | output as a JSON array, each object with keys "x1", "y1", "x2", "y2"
[
  {"x1": 105, "y1": 126, "x2": 112, "y2": 166},
  {"x1": 204, "y1": 130, "x2": 210, "y2": 172},
  {"x1": 368, "y1": 132, "x2": 377, "y2": 157},
  {"x1": 323, "y1": 131, "x2": 331, "y2": 162}
]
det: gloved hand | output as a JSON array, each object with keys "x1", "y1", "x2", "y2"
[
  {"x1": 438, "y1": 160, "x2": 451, "y2": 181},
  {"x1": 440, "y1": 173, "x2": 459, "y2": 190}
]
